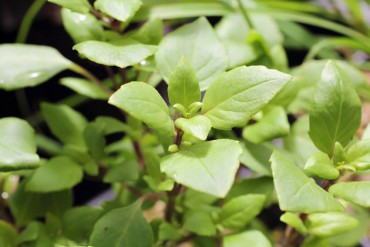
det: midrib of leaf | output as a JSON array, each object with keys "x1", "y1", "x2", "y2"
[
  {"x1": 0, "y1": 142, "x2": 27, "y2": 158},
  {"x1": 329, "y1": 74, "x2": 344, "y2": 155},
  {"x1": 116, "y1": 204, "x2": 140, "y2": 247}
]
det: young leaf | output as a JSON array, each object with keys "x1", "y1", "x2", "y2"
[
  {"x1": 161, "y1": 139, "x2": 242, "y2": 197},
  {"x1": 270, "y1": 151, "x2": 343, "y2": 213},
  {"x1": 346, "y1": 140, "x2": 370, "y2": 170},
  {"x1": 307, "y1": 212, "x2": 358, "y2": 237},
  {"x1": 309, "y1": 61, "x2": 361, "y2": 155},
  {"x1": 61, "y1": 77, "x2": 109, "y2": 100},
  {"x1": 184, "y1": 211, "x2": 216, "y2": 236},
  {"x1": 84, "y1": 122, "x2": 106, "y2": 161},
  {"x1": 225, "y1": 177, "x2": 274, "y2": 202},
  {"x1": 41, "y1": 103, "x2": 88, "y2": 146},
  {"x1": 73, "y1": 40, "x2": 157, "y2": 68},
  {"x1": 158, "y1": 222, "x2": 182, "y2": 241},
  {"x1": 175, "y1": 116, "x2": 212, "y2": 141},
  {"x1": 0, "y1": 220, "x2": 17, "y2": 247},
  {"x1": 155, "y1": 17, "x2": 228, "y2": 91},
  {"x1": 49, "y1": 0, "x2": 91, "y2": 13},
  {"x1": 219, "y1": 194, "x2": 266, "y2": 230},
  {"x1": 223, "y1": 230, "x2": 271, "y2": 247},
  {"x1": 108, "y1": 81, "x2": 174, "y2": 136},
  {"x1": 0, "y1": 118, "x2": 40, "y2": 171},
  {"x1": 103, "y1": 160, "x2": 139, "y2": 183},
  {"x1": 94, "y1": 0, "x2": 142, "y2": 22},
  {"x1": 90, "y1": 200, "x2": 153, "y2": 247},
  {"x1": 131, "y1": 18, "x2": 163, "y2": 45},
  {"x1": 168, "y1": 57, "x2": 201, "y2": 108},
  {"x1": 239, "y1": 142, "x2": 273, "y2": 176},
  {"x1": 280, "y1": 212, "x2": 307, "y2": 235},
  {"x1": 0, "y1": 44, "x2": 72, "y2": 90},
  {"x1": 304, "y1": 152, "x2": 339, "y2": 180},
  {"x1": 329, "y1": 182, "x2": 370, "y2": 207},
  {"x1": 26, "y1": 156, "x2": 83, "y2": 193},
  {"x1": 201, "y1": 66, "x2": 291, "y2": 130},
  {"x1": 94, "y1": 116, "x2": 129, "y2": 135}
]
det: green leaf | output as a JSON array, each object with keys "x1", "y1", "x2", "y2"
[
  {"x1": 10, "y1": 179, "x2": 72, "y2": 226},
  {"x1": 94, "y1": 0, "x2": 142, "y2": 22},
  {"x1": 184, "y1": 189, "x2": 218, "y2": 210},
  {"x1": 270, "y1": 151, "x2": 343, "y2": 213},
  {"x1": 184, "y1": 211, "x2": 216, "y2": 236},
  {"x1": 161, "y1": 139, "x2": 242, "y2": 197},
  {"x1": 280, "y1": 212, "x2": 307, "y2": 235},
  {"x1": 109, "y1": 81, "x2": 174, "y2": 136},
  {"x1": 61, "y1": 77, "x2": 108, "y2": 100},
  {"x1": 307, "y1": 212, "x2": 358, "y2": 237},
  {"x1": 73, "y1": 40, "x2": 157, "y2": 68},
  {"x1": 304, "y1": 152, "x2": 339, "y2": 180},
  {"x1": 223, "y1": 230, "x2": 271, "y2": 247},
  {"x1": 26, "y1": 156, "x2": 83, "y2": 193},
  {"x1": 158, "y1": 222, "x2": 182, "y2": 241},
  {"x1": 347, "y1": 140, "x2": 370, "y2": 170},
  {"x1": 103, "y1": 160, "x2": 139, "y2": 183},
  {"x1": 95, "y1": 116, "x2": 129, "y2": 135},
  {"x1": 0, "y1": 118, "x2": 40, "y2": 171},
  {"x1": 239, "y1": 142, "x2": 273, "y2": 176},
  {"x1": 175, "y1": 116, "x2": 212, "y2": 141},
  {"x1": 242, "y1": 106, "x2": 290, "y2": 143},
  {"x1": 84, "y1": 122, "x2": 106, "y2": 161},
  {"x1": 155, "y1": 17, "x2": 228, "y2": 91},
  {"x1": 61, "y1": 9, "x2": 103, "y2": 44},
  {"x1": 90, "y1": 201, "x2": 153, "y2": 247},
  {"x1": 130, "y1": 18, "x2": 163, "y2": 45},
  {"x1": 225, "y1": 177, "x2": 274, "y2": 202},
  {"x1": 329, "y1": 181, "x2": 370, "y2": 207},
  {"x1": 201, "y1": 66, "x2": 291, "y2": 130},
  {"x1": 49, "y1": 0, "x2": 91, "y2": 13},
  {"x1": 309, "y1": 61, "x2": 362, "y2": 155},
  {"x1": 0, "y1": 220, "x2": 17, "y2": 247},
  {"x1": 41, "y1": 103, "x2": 88, "y2": 146},
  {"x1": 62, "y1": 206, "x2": 103, "y2": 243},
  {"x1": 0, "y1": 44, "x2": 72, "y2": 90},
  {"x1": 168, "y1": 57, "x2": 201, "y2": 108},
  {"x1": 219, "y1": 194, "x2": 266, "y2": 230}
]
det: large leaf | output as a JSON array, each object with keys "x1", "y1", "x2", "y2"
[
  {"x1": 49, "y1": 0, "x2": 91, "y2": 13},
  {"x1": 26, "y1": 156, "x2": 83, "y2": 193},
  {"x1": 73, "y1": 40, "x2": 157, "y2": 68},
  {"x1": 309, "y1": 61, "x2": 361, "y2": 155},
  {"x1": 329, "y1": 182, "x2": 370, "y2": 207},
  {"x1": 223, "y1": 230, "x2": 271, "y2": 247},
  {"x1": 0, "y1": 44, "x2": 72, "y2": 90},
  {"x1": 155, "y1": 17, "x2": 228, "y2": 91},
  {"x1": 90, "y1": 201, "x2": 153, "y2": 247},
  {"x1": 0, "y1": 220, "x2": 17, "y2": 247},
  {"x1": 161, "y1": 139, "x2": 242, "y2": 197},
  {"x1": 201, "y1": 66, "x2": 291, "y2": 130},
  {"x1": 270, "y1": 151, "x2": 343, "y2": 213},
  {"x1": 109, "y1": 81, "x2": 174, "y2": 136},
  {"x1": 0, "y1": 118, "x2": 39, "y2": 171},
  {"x1": 94, "y1": 0, "x2": 142, "y2": 22}
]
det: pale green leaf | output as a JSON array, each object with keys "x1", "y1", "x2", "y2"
[
  {"x1": 175, "y1": 116, "x2": 212, "y2": 141},
  {"x1": 0, "y1": 44, "x2": 72, "y2": 90},
  {"x1": 309, "y1": 61, "x2": 362, "y2": 155},
  {"x1": 225, "y1": 177, "x2": 274, "y2": 202},
  {"x1": 90, "y1": 201, "x2": 153, "y2": 247},
  {"x1": 239, "y1": 142, "x2": 273, "y2": 176},
  {"x1": 329, "y1": 181, "x2": 370, "y2": 207},
  {"x1": 304, "y1": 152, "x2": 339, "y2": 180},
  {"x1": 202, "y1": 66, "x2": 291, "y2": 130},
  {"x1": 61, "y1": 77, "x2": 109, "y2": 99},
  {"x1": 109, "y1": 81, "x2": 174, "y2": 136},
  {"x1": 161, "y1": 139, "x2": 242, "y2": 197},
  {"x1": 49, "y1": 0, "x2": 91, "y2": 13},
  {"x1": 26, "y1": 156, "x2": 83, "y2": 193},
  {"x1": 130, "y1": 18, "x2": 163, "y2": 45},
  {"x1": 168, "y1": 57, "x2": 200, "y2": 108},
  {"x1": 223, "y1": 230, "x2": 271, "y2": 247},
  {"x1": 155, "y1": 17, "x2": 228, "y2": 91},
  {"x1": 220, "y1": 194, "x2": 266, "y2": 230},
  {"x1": 270, "y1": 151, "x2": 343, "y2": 213},
  {"x1": 280, "y1": 212, "x2": 307, "y2": 235},
  {"x1": 184, "y1": 211, "x2": 216, "y2": 236},
  {"x1": 94, "y1": 0, "x2": 142, "y2": 22},
  {"x1": 347, "y1": 140, "x2": 370, "y2": 170},
  {"x1": 0, "y1": 118, "x2": 40, "y2": 171},
  {"x1": 0, "y1": 220, "x2": 17, "y2": 247},
  {"x1": 73, "y1": 40, "x2": 157, "y2": 68}
]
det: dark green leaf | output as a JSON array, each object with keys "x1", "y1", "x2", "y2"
[
  {"x1": 158, "y1": 222, "x2": 182, "y2": 241},
  {"x1": 329, "y1": 181, "x2": 370, "y2": 207},
  {"x1": 103, "y1": 160, "x2": 139, "y2": 183},
  {"x1": 184, "y1": 211, "x2": 216, "y2": 236},
  {"x1": 84, "y1": 122, "x2": 106, "y2": 161}
]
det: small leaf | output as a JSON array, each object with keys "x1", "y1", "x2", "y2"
[
  {"x1": 156, "y1": 17, "x2": 228, "y2": 91},
  {"x1": 0, "y1": 44, "x2": 72, "y2": 90},
  {"x1": 103, "y1": 160, "x2": 139, "y2": 183},
  {"x1": 84, "y1": 122, "x2": 106, "y2": 161},
  {"x1": 49, "y1": 0, "x2": 91, "y2": 13},
  {"x1": 347, "y1": 140, "x2": 370, "y2": 170},
  {"x1": 309, "y1": 61, "x2": 362, "y2": 155},
  {"x1": 0, "y1": 220, "x2": 17, "y2": 247},
  {"x1": 219, "y1": 194, "x2": 266, "y2": 230},
  {"x1": 304, "y1": 152, "x2": 340, "y2": 180},
  {"x1": 131, "y1": 18, "x2": 163, "y2": 45},
  {"x1": 73, "y1": 40, "x2": 157, "y2": 68},
  {"x1": 184, "y1": 211, "x2": 216, "y2": 236},
  {"x1": 90, "y1": 201, "x2": 153, "y2": 247},
  {"x1": 223, "y1": 230, "x2": 271, "y2": 247},
  {"x1": 226, "y1": 177, "x2": 274, "y2": 202},
  {"x1": 270, "y1": 151, "x2": 343, "y2": 213},
  {"x1": 175, "y1": 116, "x2": 212, "y2": 140},
  {"x1": 329, "y1": 181, "x2": 370, "y2": 207},
  {"x1": 307, "y1": 212, "x2": 358, "y2": 237},
  {"x1": 95, "y1": 116, "x2": 129, "y2": 135},
  {"x1": 109, "y1": 81, "x2": 174, "y2": 136},
  {"x1": 202, "y1": 66, "x2": 291, "y2": 130},
  {"x1": 94, "y1": 0, "x2": 142, "y2": 22},
  {"x1": 0, "y1": 118, "x2": 40, "y2": 171},
  {"x1": 158, "y1": 222, "x2": 182, "y2": 241},
  {"x1": 26, "y1": 156, "x2": 83, "y2": 193},
  {"x1": 280, "y1": 212, "x2": 307, "y2": 235},
  {"x1": 161, "y1": 139, "x2": 242, "y2": 197},
  {"x1": 168, "y1": 56, "x2": 200, "y2": 108},
  {"x1": 239, "y1": 142, "x2": 273, "y2": 176},
  {"x1": 61, "y1": 77, "x2": 109, "y2": 99}
]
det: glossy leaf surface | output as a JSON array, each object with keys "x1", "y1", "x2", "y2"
[{"x1": 175, "y1": 116, "x2": 212, "y2": 140}]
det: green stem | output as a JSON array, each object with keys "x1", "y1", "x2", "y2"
[
  {"x1": 16, "y1": 0, "x2": 47, "y2": 43},
  {"x1": 237, "y1": 0, "x2": 254, "y2": 28}
]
